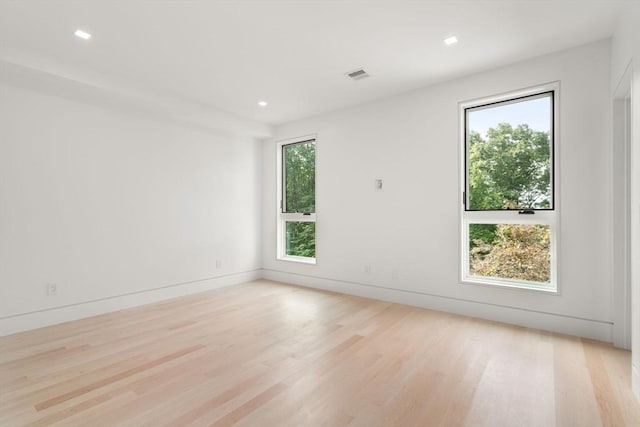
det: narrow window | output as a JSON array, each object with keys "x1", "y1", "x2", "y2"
[
  {"x1": 461, "y1": 85, "x2": 558, "y2": 292},
  {"x1": 277, "y1": 138, "x2": 316, "y2": 263}
]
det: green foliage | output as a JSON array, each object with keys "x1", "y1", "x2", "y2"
[
  {"x1": 470, "y1": 224, "x2": 551, "y2": 283},
  {"x1": 286, "y1": 222, "x2": 316, "y2": 257},
  {"x1": 283, "y1": 141, "x2": 316, "y2": 257},
  {"x1": 468, "y1": 123, "x2": 551, "y2": 210},
  {"x1": 467, "y1": 123, "x2": 552, "y2": 283},
  {"x1": 284, "y1": 142, "x2": 315, "y2": 213},
  {"x1": 469, "y1": 223, "x2": 497, "y2": 247}
]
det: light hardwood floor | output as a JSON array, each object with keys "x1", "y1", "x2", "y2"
[{"x1": 1, "y1": 280, "x2": 639, "y2": 426}]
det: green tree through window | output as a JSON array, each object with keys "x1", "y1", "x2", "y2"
[
  {"x1": 468, "y1": 123, "x2": 551, "y2": 211},
  {"x1": 464, "y1": 90, "x2": 555, "y2": 287},
  {"x1": 282, "y1": 140, "x2": 316, "y2": 258},
  {"x1": 284, "y1": 142, "x2": 315, "y2": 213}
]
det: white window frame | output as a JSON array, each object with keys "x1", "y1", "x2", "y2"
[
  {"x1": 459, "y1": 83, "x2": 560, "y2": 293},
  {"x1": 276, "y1": 135, "x2": 317, "y2": 264}
]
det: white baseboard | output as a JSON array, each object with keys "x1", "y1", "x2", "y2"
[
  {"x1": 3, "y1": 268, "x2": 613, "y2": 343},
  {"x1": 0, "y1": 270, "x2": 261, "y2": 337},
  {"x1": 263, "y1": 269, "x2": 613, "y2": 342}
]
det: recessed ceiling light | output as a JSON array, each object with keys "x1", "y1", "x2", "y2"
[
  {"x1": 444, "y1": 36, "x2": 458, "y2": 46},
  {"x1": 257, "y1": 101, "x2": 268, "y2": 107},
  {"x1": 74, "y1": 29, "x2": 92, "y2": 40}
]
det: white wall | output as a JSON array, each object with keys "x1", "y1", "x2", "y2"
[
  {"x1": 0, "y1": 81, "x2": 263, "y2": 335},
  {"x1": 263, "y1": 41, "x2": 613, "y2": 342},
  {"x1": 611, "y1": 0, "x2": 640, "y2": 401}
]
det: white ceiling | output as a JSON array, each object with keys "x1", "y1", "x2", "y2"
[{"x1": 0, "y1": 0, "x2": 627, "y2": 126}]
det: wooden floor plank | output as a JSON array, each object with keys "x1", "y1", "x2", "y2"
[{"x1": 0, "y1": 279, "x2": 638, "y2": 426}]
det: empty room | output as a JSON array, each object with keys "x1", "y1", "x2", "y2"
[{"x1": 1, "y1": 0, "x2": 640, "y2": 426}]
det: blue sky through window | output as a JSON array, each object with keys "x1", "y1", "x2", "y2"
[{"x1": 468, "y1": 96, "x2": 551, "y2": 139}]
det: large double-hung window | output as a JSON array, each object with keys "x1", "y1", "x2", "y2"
[
  {"x1": 277, "y1": 137, "x2": 316, "y2": 263},
  {"x1": 461, "y1": 84, "x2": 558, "y2": 292}
]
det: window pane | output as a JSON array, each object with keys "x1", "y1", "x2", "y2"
[
  {"x1": 286, "y1": 222, "x2": 316, "y2": 258},
  {"x1": 466, "y1": 93, "x2": 552, "y2": 210},
  {"x1": 469, "y1": 223, "x2": 551, "y2": 284},
  {"x1": 283, "y1": 141, "x2": 315, "y2": 213}
]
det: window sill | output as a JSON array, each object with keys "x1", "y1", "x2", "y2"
[
  {"x1": 277, "y1": 255, "x2": 317, "y2": 265},
  {"x1": 462, "y1": 276, "x2": 558, "y2": 294}
]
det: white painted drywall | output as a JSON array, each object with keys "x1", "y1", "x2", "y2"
[
  {"x1": 0, "y1": 81, "x2": 263, "y2": 334},
  {"x1": 263, "y1": 41, "x2": 613, "y2": 341},
  {"x1": 611, "y1": 0, "x2": 640, "y2": 401}
]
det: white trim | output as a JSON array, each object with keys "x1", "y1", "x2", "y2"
[
  {"x1": 5, "y1": 268, "x2": 614, "y2": 343},
  {"x1": 459, "y1": 82, "x2": 560, "y2": 293},
  {"x1": 278, "y1": 255, "x2": 317, "y2": 265},
  {"x1": 276, "y1": 135, "x2": 318, "y2": 264},
  {"x1": 612, "y1": 61, "x2": 633, "y2": 349},
  {"x1": 461, "y1": 222, "x2": 558, "y2": 293},
  {"x1": 262, "y1": 269, "x2": 612, "y2": 342},
  {"x1": 0, "y1": 270, "x2": 261, "y2": 337},
  {"x1": 461, "y1": 81, "x2": 561, "y2": 111},
  {"x1": 633, "y1": 364, "x2": 640, "y2": 402},
  {"x1": 627, "y1": 58, "x2": 640, "y2": 403},
  {"x1": 460, "y1": 273, "x2": 558, "y2": 294}
]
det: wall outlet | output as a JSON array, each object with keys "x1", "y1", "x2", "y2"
[
  {"x1": 364, "y1": 265, "x2": 372, "y2": 274},
  {"x1": 216, "y1": 259, "x2": 222, "y2": 269},
  {"x1": 47, "y1": 283, "x2": 57, "y2": 296}
]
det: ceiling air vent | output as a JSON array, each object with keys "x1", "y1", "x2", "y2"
[{"x1": 346, "y1": 68, "x2": 370, "y2": 81}]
